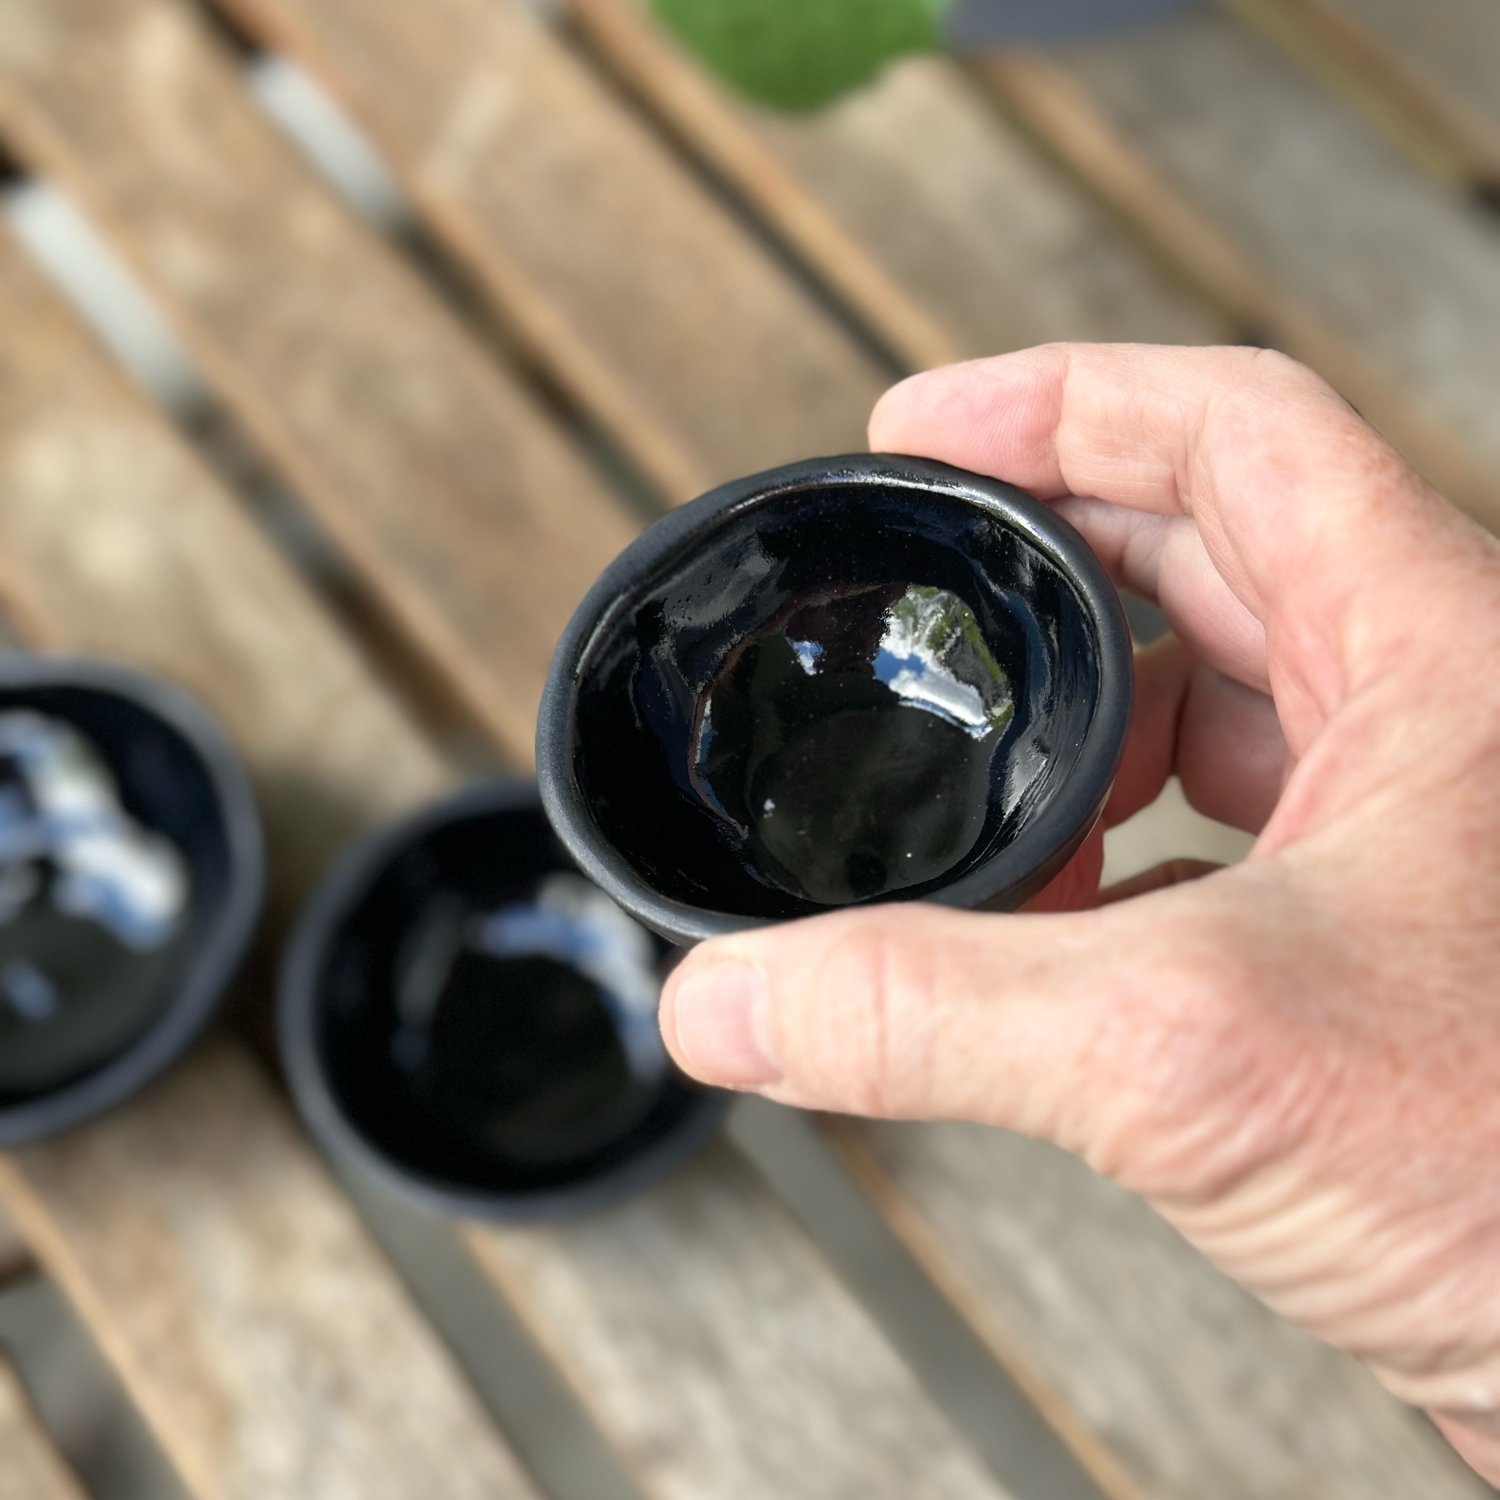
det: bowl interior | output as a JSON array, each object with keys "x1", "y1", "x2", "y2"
[
  {"x1": 0, "y1": 683, "x2": 235, "y2": 1108},
  {"x1": 571, "y1": 482, "x2": 1103, "y2": 920},
  {"x1": 309, "y1": 797, "x2": 714, "y2": 1201}
]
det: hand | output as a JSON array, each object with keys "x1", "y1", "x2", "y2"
[{"x1": 659, "y1": 345, "x2": 1500, "y2": 1482}]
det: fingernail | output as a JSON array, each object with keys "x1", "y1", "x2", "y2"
[{"x1": 668, "y1": 961, "x2": 780, "y2": 1089}]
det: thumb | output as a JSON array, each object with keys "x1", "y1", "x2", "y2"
[{"x1": 660, "y1": 873, "x2": 1283, "y2": 1177}]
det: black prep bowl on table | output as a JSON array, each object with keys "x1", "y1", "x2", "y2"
[
  {"x1": 279, "y1": 779, "x2": 728, "y2": 1223},
  {"x1": 0, "y1": 654, "x2": 264, "y2": 1145},
  {"x1": 538, "y1": 454, "x2": 1133, "y2": 947}
]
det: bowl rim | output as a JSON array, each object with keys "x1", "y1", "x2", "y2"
[
  {"x1": 278, "y1": 776, "x2": 730, "y2": 1224},
  {"x1": 0, "y1": 652, "x2": 265, "y2": 1146},
  {"x1": 538, "y1": 453, "x2": 1133, "y2": 945}
]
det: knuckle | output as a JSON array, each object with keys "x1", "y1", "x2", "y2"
[
  {"x1": 793, "y1": 914, "x2": 937, "y2": 1117},
  {"x1": 1213, "y1": 346, "x2": 1345, "y2": 429},
  {"x1": 1240, "y1": 344, "x2": 1316, "y2": 387},
  {"x1": 1193, "y1": 344, "x2": 1320, "y2": 396}
]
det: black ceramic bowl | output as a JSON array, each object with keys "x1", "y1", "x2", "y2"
[
  {"x1": 539, "y1": 454, "x2": 1131, "y2": 946},
  {"x1": 279, "y1": 780, "x2": 728, "y2": 1222},
  {"x1": 0, "y1": 654, "x2": 264, "y2": 1145}
]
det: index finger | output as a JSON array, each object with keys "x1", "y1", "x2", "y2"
[{"x1": 870, "y1": 345, "x2": 1452, "y2": 736}]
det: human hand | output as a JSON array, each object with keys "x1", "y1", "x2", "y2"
[{"x1": 658, "y1": 345, "x2": 1500, "y2": 1481}]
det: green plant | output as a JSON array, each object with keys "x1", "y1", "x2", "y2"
[{"x1": 649, "y1": 0, "x2": 951, "y2": 110}]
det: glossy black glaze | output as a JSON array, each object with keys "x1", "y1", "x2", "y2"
[
  {"x1": 279, "y1": 780, "x2": 728, "y2": 1223},
  {"x1": 539, "y1": 455, "x2": 1132, "y2": 946},
  {"x1": 0, "y1": 656, "x2": 263, "y2": 1146},
  {"x1": 0, "y1": 710, "x2": 194, "y2": 1100},
  {"x1": 693, "y1": 581, "x2": 1021, "y2": 905}
]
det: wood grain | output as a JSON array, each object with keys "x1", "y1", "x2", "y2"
[
  {"x1": 981, "y1": 10, "x2": 1500, "y2": 530},
  {"x1": 834, "y1": 1121, "x2": 1493, "y2": 1500},
  {"x1": 469, "y1": 1144, "x2": 1019, "y2": 1500},
  {"x1": 0, "y1": 230, "x2": 545, "y2": 1500},
  {"x1": 0, "y1": 1358, "x2": 86, "y2": 1500},
  {"x1": 0, "y1": 0, "x2": 639, "y2": 763},
  {"x1": 0, "y1": 211, "x2": 1028, "y2": 1500},
  {"x1": 211, "y1": 0, "x2": 885, "y2": 501},
  {"x1": 570, "y1": 0, "x2": 1226, "y2": 371}
]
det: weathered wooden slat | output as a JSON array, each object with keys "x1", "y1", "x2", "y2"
[
  {"x1": 0, "y1": 0, "x2": 639, "y2": 764},
  {"x1": 1225, "y1": 0, "x2": 1500, "y2": 190},
  {"x1": 833, "y1": 1121, "x2": 1492, "y2": 1500},
  {"x1": 0, "y1": 213, "x2": 1030, "y2": 1500},
  {"x1": 979, "y1": 11, "x2": 1500, "y2": 530},
  {"x1": 0, "y1": 232, "x2": 543, "y2": 1500},
  {"x1": 0, "y1": 1357, "x2": 86, "y2": 1500},
  {"x1": 211, "y1": 0, "x2": 885, "y2": 500},
  {"x1": 470, "y1": 1144, "x2": 1025, "y2": 1500},
  {"x1": 569, "y1": 0, "x2": 1226, "y2": 370}
]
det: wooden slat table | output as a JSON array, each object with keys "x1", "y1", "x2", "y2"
[{"x1": 0, "y1": 1, "x2": 1494, "y2": 1497}]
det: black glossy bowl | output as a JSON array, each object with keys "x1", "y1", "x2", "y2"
[
  {"x1": 540, "y1": 454, "x2": 1131, "y2": 946},
  {"x1": 0, "y1": 654, "x2": 264, "y2": 1145},
  {"x1": 279, "y1": 780, "x2": 729, "y2": 1222}
]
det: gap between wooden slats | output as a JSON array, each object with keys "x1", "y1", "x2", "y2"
[
  {"x1": 1, "y1": 171, "x2": 542, "y2": 764},
  {"x1": 0, "y1": 1351, "x2": 88, "y2": 1500},
  {"x1": 0, "y1": 1271, "x2": 195, "y2": 1500},
  {"x1": 0, "y1": 1210, "x2": 30, "y2": 1291}
]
